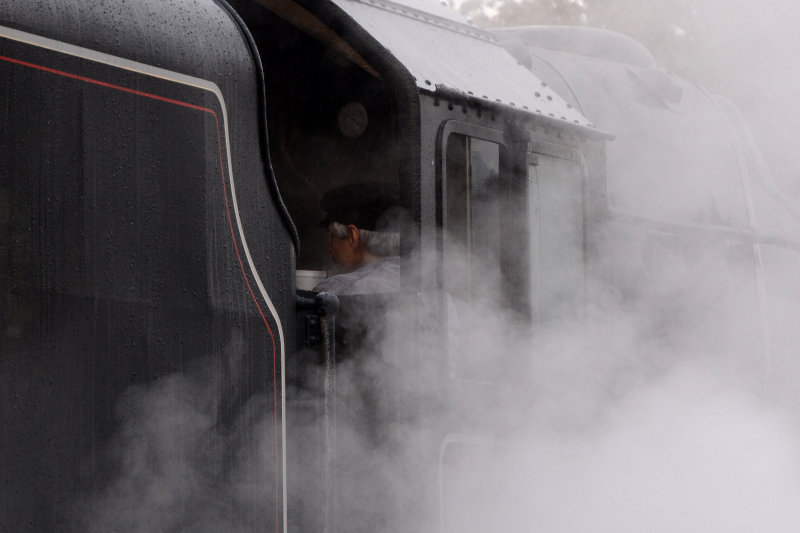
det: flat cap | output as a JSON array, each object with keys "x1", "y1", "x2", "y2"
[{"x1": 318, "y1": 181, "x2": 404, "y2": 231}]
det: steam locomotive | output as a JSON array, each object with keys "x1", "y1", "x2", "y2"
[{"x1": 2, "y1": 0, "x2": 799, "y2": 530}]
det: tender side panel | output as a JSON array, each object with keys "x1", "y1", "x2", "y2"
[{"x1": 0, "y1": 35, "x2": 284, "y2": 531}]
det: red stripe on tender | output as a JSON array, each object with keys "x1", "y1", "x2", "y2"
[
  {"x1": 0, "y1": 54, "x2": 210, "y2": 113},
  {"x1": 0, "y1": 51, "x2": 282, "y2": 532}
]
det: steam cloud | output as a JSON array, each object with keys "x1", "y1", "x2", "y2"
[
  {"x1": 77, "y1": 1, "x2": 800, "y2": 531},
  {"x1": 75, "y1": 353, "x2": 276, "y2": 532}
]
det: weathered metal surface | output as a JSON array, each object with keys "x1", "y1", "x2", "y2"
[{"x1": 330, "y1": 0, "x2": 595, "y2": 129}]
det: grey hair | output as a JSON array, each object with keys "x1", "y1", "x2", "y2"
[{"x1": 329, "y1": 221, "x2": 400, "y2": 257}]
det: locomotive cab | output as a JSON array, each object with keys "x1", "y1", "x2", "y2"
[
  {"x1": 233, "y1": 1, "x2": 608, "y2": 531},
  {"x1": 232, "y1": 0, "x2": 411, "y2": 276},
  {"x1": 234, "y1": 0, "x2": 606, "y2": 331}
]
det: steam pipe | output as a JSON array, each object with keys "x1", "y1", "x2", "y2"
[
  {"x1": 317, "y1": 292, "x2": 339, "y2": 533},
  {"x1": 297, "y1": 291, "x2": 340, "y2": 533}
]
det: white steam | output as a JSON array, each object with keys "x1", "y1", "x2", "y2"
[
  {"x1": 77, "y1": 1, "x2": 800, "y2": 532},
  {"x1": 75, "y1": 354, "x2": 277, "y2": 532},
  {"x1": 506, "y1": 365, "x2": 800, "y2": 533}
]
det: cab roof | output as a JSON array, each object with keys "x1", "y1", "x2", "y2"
[{"x1": 329, "y1": 0, "x2": 600, "y2": 132}]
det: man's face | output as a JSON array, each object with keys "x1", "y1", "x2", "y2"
[{"x1": 327, "y1": 224, "x2": 360, "y2": 271}]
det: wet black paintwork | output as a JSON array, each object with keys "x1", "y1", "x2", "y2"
[{"x1": 0, "y1": 1, "x2": 294, "y2": 530}]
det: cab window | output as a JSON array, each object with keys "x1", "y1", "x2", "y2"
[
  {"x1": 444, "y1": 133, "x2": 502, "y2": 307},
  {"x1": 441, "y1": 126, "x2": 520, "y2": 382}
]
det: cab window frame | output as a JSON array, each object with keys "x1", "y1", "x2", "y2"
[{"x1": 436, "y1": 119, "x2": 527, "y2": 382}]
